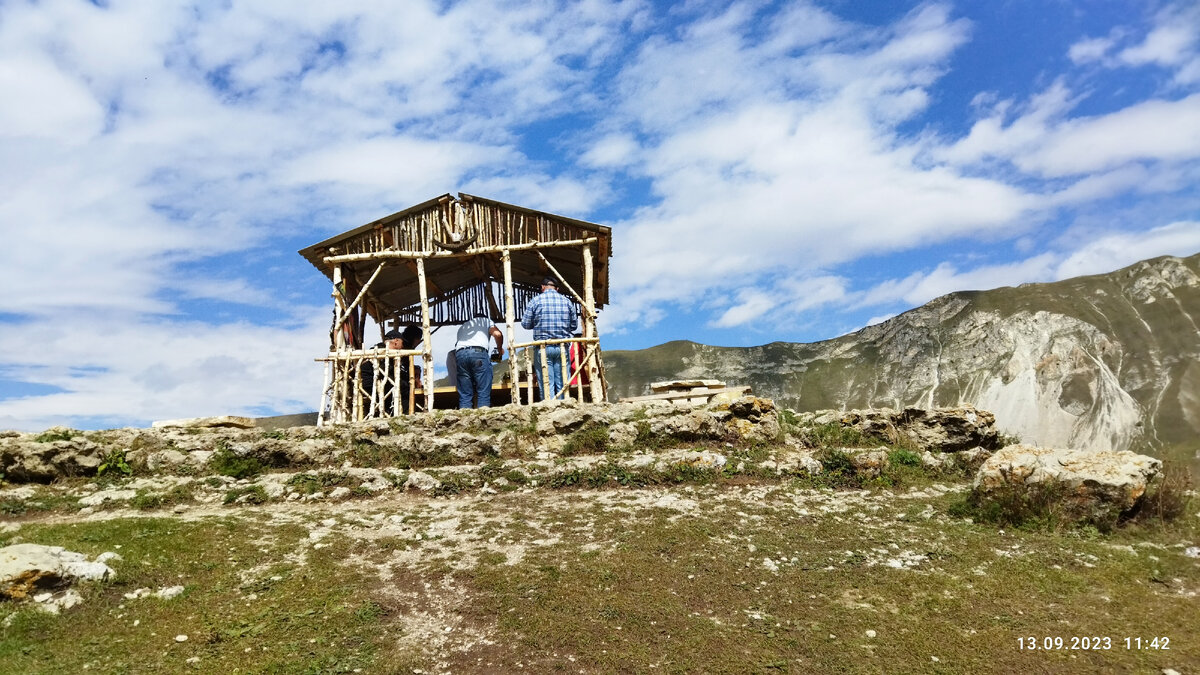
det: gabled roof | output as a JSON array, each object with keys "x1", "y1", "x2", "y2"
[{"x1": 298, "y1": 193, "x2": 612, "y2": 326}]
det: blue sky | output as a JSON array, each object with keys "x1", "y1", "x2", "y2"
[{"x1": 2, "y1": 0, "x2": 1199, "y2": 430}]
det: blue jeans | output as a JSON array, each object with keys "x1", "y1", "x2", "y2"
[
  {"x1": 455, "y1": 349, "x2": 492, "y2": 408},
  {"x1": 535, "y1": 344, "x2": 565, "y2": 401}
]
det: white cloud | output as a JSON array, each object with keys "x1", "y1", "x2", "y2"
[
  {"x1": 0, "y1": 311, "x2": 327, "y2": 431},
  {"x1": 710, "y1": 288, "x2": 776, "y2": 328},
  {"x1": 1055, "y1": 221, "x2": 1200, "y2": 280},
  {"x1": 581, "y1": 134, "x2": 641, "y2": 168},
  {"x1": 1068, "y1": 35, "x2": 1117, "y2": 64}
]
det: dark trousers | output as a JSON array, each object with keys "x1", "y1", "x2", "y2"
[{"x1": 455, "y1": 349, "x2": 492, "y2": 408}]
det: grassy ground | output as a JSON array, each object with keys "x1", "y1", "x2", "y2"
[{"x1": 2, "y1": 473, "x2": 1196, "y2": 674}]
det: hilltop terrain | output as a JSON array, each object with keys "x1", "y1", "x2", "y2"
[{"x1": 1, "y1": 399, "x2": 1196, "y2": 673}]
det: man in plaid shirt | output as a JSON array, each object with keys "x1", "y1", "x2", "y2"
[{"x1": 521, "y1": 276, "x2": 577, "y2": 400}]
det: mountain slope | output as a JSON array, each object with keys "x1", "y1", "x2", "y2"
[{"x1": 606, "y1": 253, "x2": 1200, "y2": 459}]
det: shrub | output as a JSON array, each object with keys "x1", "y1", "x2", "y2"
[
  {"x1": 223, "y1": 485, "x2": 269, "y2": 505},
  {"x1": 34, "y1": 428, "x2": 77, "y2": 443},
  {"x1": 210, "y1": 442, "x2": 264, "y2": 480},
  {"x1": 97, "y1": 449, "x2": 133, "y2": 478},
  {"x1": 561, "y1": 425, "x2": 609, "y2": 456},
  {"x1": 1124, "y1": 461, "x2": 1193, "y2": 525},
  {"x1": 817, "y1": 448, "x2": 858, "y2": 484},
  {"x1": 806, "y1": 423, "x2": 869, "y2": 449},
  {"x1": 887, "y1": 449, "x2": 922, "y2": 467}
]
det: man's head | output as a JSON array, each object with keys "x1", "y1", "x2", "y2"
[
  {"x1": 400, "y1": 325, "x2": 423, "y2": 346},
  {"x1": 540, "y1": 276, "x2": 558, "y2": 291}
]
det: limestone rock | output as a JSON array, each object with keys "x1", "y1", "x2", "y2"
[
  {"x1": 404, "y1": 471, "x2": 440, "y2": 492},
  {"x1": 1, "y1": 544, "x2": 115, "y2": 602},
  {"x1": 849, "y1": 449, "x2": 890, "y2": 479},
  {"x1": 972, "y1": 445, "x2": 1162, "y2": 525},
  {"x1": 151, "y1": 416, "x2": 256, "y2": 429}
]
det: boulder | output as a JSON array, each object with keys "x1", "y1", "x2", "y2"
[
  {"x1": 802, "y1": 406, "x2": 1000, "y2": 453},
  {"x1": 151, "y1": 416, "x2": 256, "y2": 429},
  {"x1": 972, "y1": 445, "x2": 1162, "y2": 526},
  {"x1": 1, "y1": 544, "x2": 115, "y2": 602},
  {"x1": 0, "y1": 435, "x2": 104, "y2": 482}
]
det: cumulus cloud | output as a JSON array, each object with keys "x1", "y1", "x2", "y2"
[{"x1": 1055, "y1": 221, "x2": 1200, "y2": 280}]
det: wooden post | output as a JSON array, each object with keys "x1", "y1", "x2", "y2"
[
  {"x1": 582, "y1": 244, "x2": 602, "y2": 402},
  {"x1": 392, "y1": 356, "x2": 401, "y2": 417},
  {"x1": 352, "y1": 359, "x2": 363, "y2": 422},
  {"x1": 539, "y1": 344, "x2": 550, "y2": 401},
  {"x1": 502, "y1": 249, "x2": 519, "y2": 405},
  {"x1": 559, "y1": 345, "x2": 569, "y2": 400},
  {"x1": 318, "y1": 361, "x2": 331, "y2": 426},
  {"x1": 526, "y1": 348, "x2": 535, "y2": 404},
  {"x1": 332, "y1": 264, "x2": 346, "y2": 350},
  {"x1": 416, "y1": 256, "x2": 434, "y2": 415}
]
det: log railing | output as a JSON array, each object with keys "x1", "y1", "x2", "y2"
[
  {"x1": 510, "y1": 337, "x2": 603, "y2": 405},
  {"x1": 316, "y1": 348, "x2": 422, "y2": 425}
]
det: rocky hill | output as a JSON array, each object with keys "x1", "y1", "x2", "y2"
[{"x1": 605, "y1": 253, "x2": 1200, "y2": 463}]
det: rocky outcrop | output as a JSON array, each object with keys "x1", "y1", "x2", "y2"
[
  {"x1": 606, "y1": 253, "x2": 1200, "y2": 460},
  {"x1": 0, "y1": 397, "x2": 786, "y2": 484},
  {"x1": 795, "y1": 406, "x2": 1001, "y2": 453},
  {"x1": 0, "y1": 428, "x2": 104, "y2": 482},
  {"x1": 972, "y1": 445, "x2": 1162, "y2": 526}
]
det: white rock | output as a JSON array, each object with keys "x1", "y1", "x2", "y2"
[
  {"x1": 175, "y1": 634, "x2": 188, "y2": 642},
  {"x1": 404, "y1": 471, "x2": 441, "y2": 492},
  {"x1": 155, "y1": 585, "x2": 184, "y2": 600},
  {"x1": 1184, "y1": 547, "x2": 1199, "y2": 559},
  {"x1": 78, "y1": 490, "x2": 137, "y2": 506},
  {"x1": 1, "y1": 543, "x2": 115, "y2": 602},
  {"x1": 865, "y1": 630, "x2": 877, "y2": 638},
  {"x1": 973, "y1": 445, "x2": 1161, "y2": 524},
  {"x1": 96, "y1": 552, "x2": 122, "y2": 564}
]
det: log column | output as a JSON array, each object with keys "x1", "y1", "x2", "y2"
[
  {"x1": 582, "y1": 243, "x2": 602, "y2": 402},
  {"x1": 416, "y1": 256, "x2": 434, "y2": 415},
  {"x1": 502, "y1": 248, "x2": 519, "y2": 404}
]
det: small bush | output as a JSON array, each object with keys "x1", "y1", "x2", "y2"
[
  {"x1": 887, "y1": 449, "x2": 922, "y2": 467},
  {"x1": 34, "y1": 428, "x2": 77, "y2": 443},
  {"x1": 1124, "y1": 461, "x2": 1193, "y2": 525},
  {"x1": 561, "y1": 425, "x2": 609, "y2": 456},
  {"x1": 287, "y1": 472, "x2": 350, "y2": 495},
  {"x1": 97, "y1": 449, "x2": 133, "y2": 478},
  {"x1": 131, "y1": 490, "x2": 163, "y2": 510},
  {"x1": 806, "y1": 423, "x2": 870, "y2": 449},
  {"x1": 816, "y1": 449, "x2": 859, "y2": 485},
  {"x1": 224, "y1": 485, "x2": 269, "y2": 505},
  {"x1": 210, "y1": 442, "x2": 264, "y2": 480},
  {"x1": 948, "y1": 484, "x2": 1070, "y2": 531}
]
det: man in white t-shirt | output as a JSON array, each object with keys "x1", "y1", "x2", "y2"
[{"x1": 453, "y1": 314, "x2": 504, "y2": 408}]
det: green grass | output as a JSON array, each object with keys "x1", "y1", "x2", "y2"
[
  {"x1": 1, "y1": 444, "x2": 1195, "y2": 674},
  {"x1": 32, "y1": 428, "x2": 78, "y2": 443},
  {"x1": 0, "y1": 517, "x2": 403, "y2": 673},
  {"x1": 208, "y1": 442, "x2": 264, "y2": 480}
]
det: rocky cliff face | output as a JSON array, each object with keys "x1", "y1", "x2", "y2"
[{"x1": 606, "y1": 254, "x2": 1200, "y2": 462}]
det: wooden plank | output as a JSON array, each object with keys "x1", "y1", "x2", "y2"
[{"x1": 619, "y1": 386, "x2": 750, "y2": 403}]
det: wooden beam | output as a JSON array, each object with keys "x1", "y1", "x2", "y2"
[
  {"x1": 535, "y1": 250, "x2": 593, "y2": 319},
  {"x1": 333, "y1": 261, "x2": 386, "y2": 330},
  {"x1": 323, "y1": 237, "x2": 600, "y2": 264}
]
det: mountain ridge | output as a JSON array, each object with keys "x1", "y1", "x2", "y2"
[{"x1": 605, "y1": 253, "x2": 1200, "y2": 465}]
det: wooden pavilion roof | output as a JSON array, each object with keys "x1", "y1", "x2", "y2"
[{"x1": 298, "y1": 193, "x2": 612, "y2": 327}]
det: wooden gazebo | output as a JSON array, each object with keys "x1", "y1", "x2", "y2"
[{"x1": 299, "y1": 193, "x2": 612, "y2": 424}]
